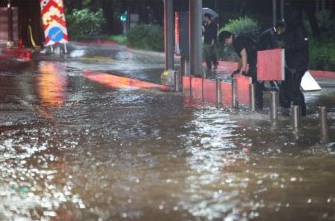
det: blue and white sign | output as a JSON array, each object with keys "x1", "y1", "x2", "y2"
[{"x1": 48, "y1": 27, "x2": 64, "y2": 43}]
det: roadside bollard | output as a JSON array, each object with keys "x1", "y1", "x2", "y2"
[
  {"x1": 174, "y1": 72, "x2": 180, "y2": 92},
  {"x1": 232, "y1": 78, "x2": 238, "y2": 109},
  {"x1": 270, "y1": 91, "x2": 279, "y2": 124},
  {"x1": 292, "y1": 105, "x2": 301, "y2": 130},
  {"x1": 216, "y1": 79, "x2": 222, "y2": 107},
  {"x1": 249, "y1": 83, "x2": 256, "y2": 111},
  {"x1": 319, "y1": 106, "x2": 329, "y2": 143}
]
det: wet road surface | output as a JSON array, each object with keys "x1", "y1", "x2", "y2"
[{"x1": 1, "y1": 44, "x2": 335, "y2": 221}]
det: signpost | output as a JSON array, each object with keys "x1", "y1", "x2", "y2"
[{"x1": 40, "y1": 0, "x2": 68, "y2": 53}]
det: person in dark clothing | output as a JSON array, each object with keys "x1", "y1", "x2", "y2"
[
  {"x1": 258, "y1": 21, "x2": 286, "y2": 91},
  {"x1": 219, "y1": 31, "x2": 264, "y2": 110},
  {"x1": 258, "y1": 21, "x2": 286, "y2": 51},
  {"x1": 203, "y1": 13, "x2": 218, "y2": 71},
  {"x1": 279, "y1": 6, "x2": 309, "y2": 116}
]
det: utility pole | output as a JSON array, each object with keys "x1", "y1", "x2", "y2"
[
  {"x1": 7, "y1": 0, "x2": 13, "y2": 43},
  {"x1": 189, "y1": 0, "x2": 203, "y2": 77},
  {"x1": 161, "y1": 0, "x2": 175, "y2": 86},
  {"x1": 164, "y1": 0, "x2": 174, "y2": 70},
  {"x1": 272, "y1": 0, "x2": 277, "y2": 27},
  {"x1": 280, "y1": 0, "x2": 284, "y2": 19}
]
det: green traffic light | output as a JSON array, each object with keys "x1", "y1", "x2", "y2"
[{"x1": 120, "y1": 11, "x2": 128, "y2": 22}]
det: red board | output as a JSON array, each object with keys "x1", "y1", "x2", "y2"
[
  {"x1": 221, "y1": 82, "x2": 232, "y2": 108},
  {"x1": 257, "y1": 48, "x2": 285, "y2": 81},
  {"x1": 235, "y1": 75, "x2": 251, "y2": 106},
  {"x1": 191, "y1": 77, "x2": 203, "y2": 101},
  {"x1": 203, "y1": 79, "x2": 216, "y2": 104},
  {"x1": 182, "y1": 76, "x2": 192, "y2": 107},
  {"x1": 182, "y1": 76, "x2": 191, "y2": 95}
]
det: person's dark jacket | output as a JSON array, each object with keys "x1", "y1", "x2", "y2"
[
  {"x1": 258, "y1": 28, "x2": 279, "y2": 50},
  {"x1": 204, "y1": 21, "x2": 218, "y2": 45},
  {"x1": 232, "y1": 34, "x2": 259, "y2": 67},
  {"x1": 284, "y1": 6, "x2": 309, "y2": 72}
]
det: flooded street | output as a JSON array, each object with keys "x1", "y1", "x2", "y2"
[{"x1": 1, "y1": 44, "x2": 335, "y2": 221}]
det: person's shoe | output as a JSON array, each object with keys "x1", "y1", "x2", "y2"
[{"x1": 213, "y1": 64, "x2": 218, "y2": 70}]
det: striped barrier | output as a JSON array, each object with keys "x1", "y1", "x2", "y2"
[{"x1": 40, "y1": 0, "x2": 69, "y2": 46}]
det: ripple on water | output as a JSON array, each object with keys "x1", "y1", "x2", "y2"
[{"x1": 0, "y1": 127, "x2": 83, "y2": 221}]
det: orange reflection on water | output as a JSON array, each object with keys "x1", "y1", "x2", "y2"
[
  {"x1": 38, "y1": 62, "x2": 67, "y2": 107},
  {"x1": 83, "y1": 71, "x2": 171, "y2": 91}
]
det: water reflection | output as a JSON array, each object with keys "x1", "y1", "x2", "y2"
[
  {"x1": 178, "y1": 108, "x2": 251, "y2": 220},
  {"x1": 38, "y1": 62, "x2": 67, "y2": 107},
  {"x1": 1, "y1": 43, "x2": 335, "y2": 221},
  {"x1": 0, "y1": 126, "x2": 83, "y2": 221}
]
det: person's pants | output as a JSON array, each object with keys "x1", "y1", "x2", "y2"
[
  {"x1": 279, "y1": 68, "x2": 306, "y2": 116},
  {"x1": 211, "y1": 48, "x2": 218, "y2": 68},
  {"x1": 203, "y1": 44, "x2": 218, "y2": 70}
]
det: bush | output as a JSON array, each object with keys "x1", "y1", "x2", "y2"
[
  {"x1": 217, "y1": 16, "x2": 259, "y2": 61},
  {"x1": 110, "y1": 35, "x2": 127, "y2": 45},
  {"x1": 316, "y1": 10, "x2": 335, "y2": 37},
  {"x1": 101, "y1": 35, "x2": 127, "y2": 45},
  {"x1": 126, "y1": 24, "x2": 164, "y2": 52},
  {"x1": 67, "y1": 9, "x2": 106, "y2": 40},
  {"x1": 304, "y1": 10, "x2": 335, "y2": 38},
  {"x1": 304, "y1": 10, "x2": 335, "y2": 71},
  {"x1": 309, "y1": 39, "x2": 335, "y2": 71},
  {"x1": 219, "y1": 16, "x2": 259, "y2": 39}
]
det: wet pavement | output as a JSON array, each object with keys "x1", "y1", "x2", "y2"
[{"x1": 1, "y1": 44, "x2": 335, "y2": 221}]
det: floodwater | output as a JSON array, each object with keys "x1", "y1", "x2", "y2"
[{"x1": 1, "y1": 44, "x2": 335, "y2": 221}]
